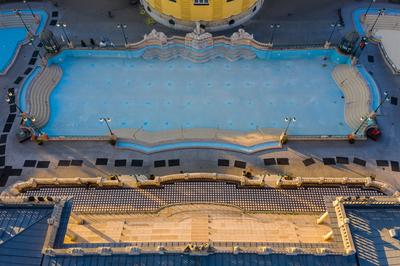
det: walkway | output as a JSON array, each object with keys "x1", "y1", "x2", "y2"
[{"x1": 1, "y1": 1, "x2": 400, "y2": 193}]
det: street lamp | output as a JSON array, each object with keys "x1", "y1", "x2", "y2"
[
  {"x1": 280, "y1": 116, "x2": 296, "y2": 144},
  {"x1": 364, "y1": 0, "x2": 376, "y2": 18},
  {"x1": 5, "y1": 91, "x2": 41, "y2": 133},
  {"x1": 117, "y1": 24, "x2": 128, "y2": 46},
  {"x1": 56, "y1": 23, "x2": 71, "y2": 46},
  {"x1": 349, "y1": 91, "x2": 390, "y2": 142},
  {"x1": 99, "y1": 117, "x2": 114, "y2": 135},
  {"x1": 99, "y1": 117, "x2": 117, "y2": 145},
  {"x1": 269, "y1": 23, "x2": 280, "y2": 46},
  {"x1": 353, "y1": 116, "x2": 373, "y2": 136},
  {"x1": 14, "y1": 9, "x2": 34, "y2": 36},
  {"x1": 369, "y1": 8, "x2": 385, "y2": 35},
  {"x1": 5, "y1": 92, "x2": 23, "y2": 113},
  {"x1": 373, "y1": 91, "x2": 390, "y2": 113},
  {"x1": 23, "y1": 0, "x2": 39, "y2": 23},
  {"x1": 352, "y1": 36, "x2": 368, "y2": 58},
  {"x1": 327, "y1": 22, "x2": 341, "y2": 44}
]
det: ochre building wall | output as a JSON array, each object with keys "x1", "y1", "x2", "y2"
[{"x1": 146, "y1": 0, "x2": 257, "y2": 21}]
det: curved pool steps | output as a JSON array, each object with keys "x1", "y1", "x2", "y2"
[
  {"x1": 113, "y1": 127, "x2": 282, "y2": 154},
  {"x1": 364, "y1": 14, "x2": 400, "y2": 32},
  {"x1": 27, "y1": 65, "x2": 62, "y2": 128},
  {"x1": 116, "y1": 139, "x2": 282, "y2": 154},
  {"x1": 332, "y1": 65, "x2": 371, "y2": 131},
  {"x1": 0, "y1": 13, "x2": 38, "y2": 29}
]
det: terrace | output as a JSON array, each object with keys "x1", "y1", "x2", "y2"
[
  {"x1": 1, "y1": 175, "x2": 397, "y2": 264},
  {"x1": 19, "y1": 28, "x2": 379, "y2": 153}
]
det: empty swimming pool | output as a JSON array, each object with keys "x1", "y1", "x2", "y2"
[
  {"x1": 42, "y1": 48, "x2": 352, "y2": 134},
  {"x1": 22, "y1": 44, "x2": 378, "y2": 152},
  {"x1": 0, "y1": 10, "x2": 47, "y2": 74}
]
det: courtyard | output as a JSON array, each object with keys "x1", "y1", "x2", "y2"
[{"x1": 1, "y1": 0, "x2": 400, "y2": 265}]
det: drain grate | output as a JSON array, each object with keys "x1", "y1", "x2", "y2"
[
  {"x1": 264, "y1": 158, "x2": 276, "y2": 166},
  {"x1": 303, "y1": 158, "x2": 315, "y2": 166},
  {"x1": 353, "y1": 158, "x2": 366, "y2": 167},
  {"x1": 376, "y1": 160, "x2": 389, "y2": 167},
  {"x1": 23, "y1": 160, "x2": 37, "y2": 167},
  {"x1": 336, "y1": 157, "x2": 349, "y2": 164},
  {"x1": 323, "y1": 158, "x2": 336, "y2": 165}
]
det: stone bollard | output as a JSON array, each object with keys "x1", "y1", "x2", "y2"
[
  {"x1": 323, "y1": 230, "x2": 333, "y2": 241},
  {"x1": 317, "y1": 211, "x2": 329, "y2": 225}
]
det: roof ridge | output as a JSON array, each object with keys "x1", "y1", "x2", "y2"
[{"x1": 0, "y1": 209, "x2": 53, "y2": 246}]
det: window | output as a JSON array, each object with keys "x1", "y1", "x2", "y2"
[
  {"x1": 169, "y1": 0, "x2": 176, "y2": 2},
  {"x1": 227, "y1": 0, "x2": 234, "y2": 2},
  {"x1": 194, "y1": 0, "x2": 208, "y2": 5}
]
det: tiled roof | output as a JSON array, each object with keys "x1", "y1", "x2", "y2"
[
  {"x1": 347, "y1": 206, "x2": 400, "y2": 266},
  {"x1": 0, "y1": 206, "x2": 53, "y2": 266},
  {"x1": 42, "y1": 253, "x2": 358, "y2": 266}
]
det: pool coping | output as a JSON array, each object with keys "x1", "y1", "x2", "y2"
[
  {"x1": 0, "y1": 9, "x2": 48, "y2": 75},
  {"x1": 352, "y1": 8, "x2": 400, "y2": 74},
  {"x1": 26, "y1": 28, "x2": 375, "y2": 152}
]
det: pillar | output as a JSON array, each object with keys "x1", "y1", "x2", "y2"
[
  {"x1": 317, "y1": 211, "x2": 329, "y2": 224},
  {"x1": 323, "y1": 230, "x2": 333, "y2": 241}
]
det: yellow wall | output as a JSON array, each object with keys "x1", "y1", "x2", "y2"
[{"x1": 146, "y1": 0, "x2": 257, "y2": 21}]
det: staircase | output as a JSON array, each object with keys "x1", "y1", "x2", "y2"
[
  {"x1": 332, "y1": 65, "x2": 371, "y2": 131},
  {"x1": 0, "y1": 13, "x2": 38, "y2": 30},
  {"x1": 364, "y1": 14, "x2": 400, "y2": 32},
  {"x1": 27, "y1": 65, "x2": 63, "y2": 129}
]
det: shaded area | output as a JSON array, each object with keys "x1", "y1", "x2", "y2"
[
  {"x1": 0, "y1": 206, "x2": 53, "y2": 265},
  {"x1": 347, "y1": 206, "x2": 400, "y2": 266}
]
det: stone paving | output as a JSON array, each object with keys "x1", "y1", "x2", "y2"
[
  {"x1": 347, "y1": 207, "x2": 400, "y2": 266},
  {"x1": 1, "y1": 0, "x2": 400, "y2": 192},
  {"x1": 65, "y1": 205, "x2": 332, "y2": 245}
]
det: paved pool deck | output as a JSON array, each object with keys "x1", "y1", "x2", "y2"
[{"x1": 1, "y1": 1, "x2": 400, "y2": 191}]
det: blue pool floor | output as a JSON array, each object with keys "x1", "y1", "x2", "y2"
[
  {"x1": 44, "y1": 56, "x2": 351, "y2": 136},
  {"x1": 0, "y1": 27, "x2": 27, "y2": 73},
  {"x1": 0, "y1": 10, "x2": 48, "y2": 73}
]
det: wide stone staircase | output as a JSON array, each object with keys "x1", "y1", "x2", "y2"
[
  {"x1": 364, "y1": 14, "x2": 400, "y2": 32},
  {"x1": 0, "y1": 12, "x2": 38, "y2": 30},
  {"x1": 27, "y1": 65, "x2": 63, "y2": 129},
  {"x1": 332, "y1": 65, "x2": 371, "y2": 131}
]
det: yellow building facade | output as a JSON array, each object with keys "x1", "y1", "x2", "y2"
[{"x1": 141, "y1": 0, "x2": 263, "y2": 31}]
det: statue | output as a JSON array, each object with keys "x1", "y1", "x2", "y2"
[
  {"x1": 185, "y1": 22, "x2": 213, "y2": 49},
  {"x1": 143, "y1": 29, "x2": 168, "y2": 45},
  {"x1": 230, "y1": 28, "x2": 254, "y2": 42}
]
